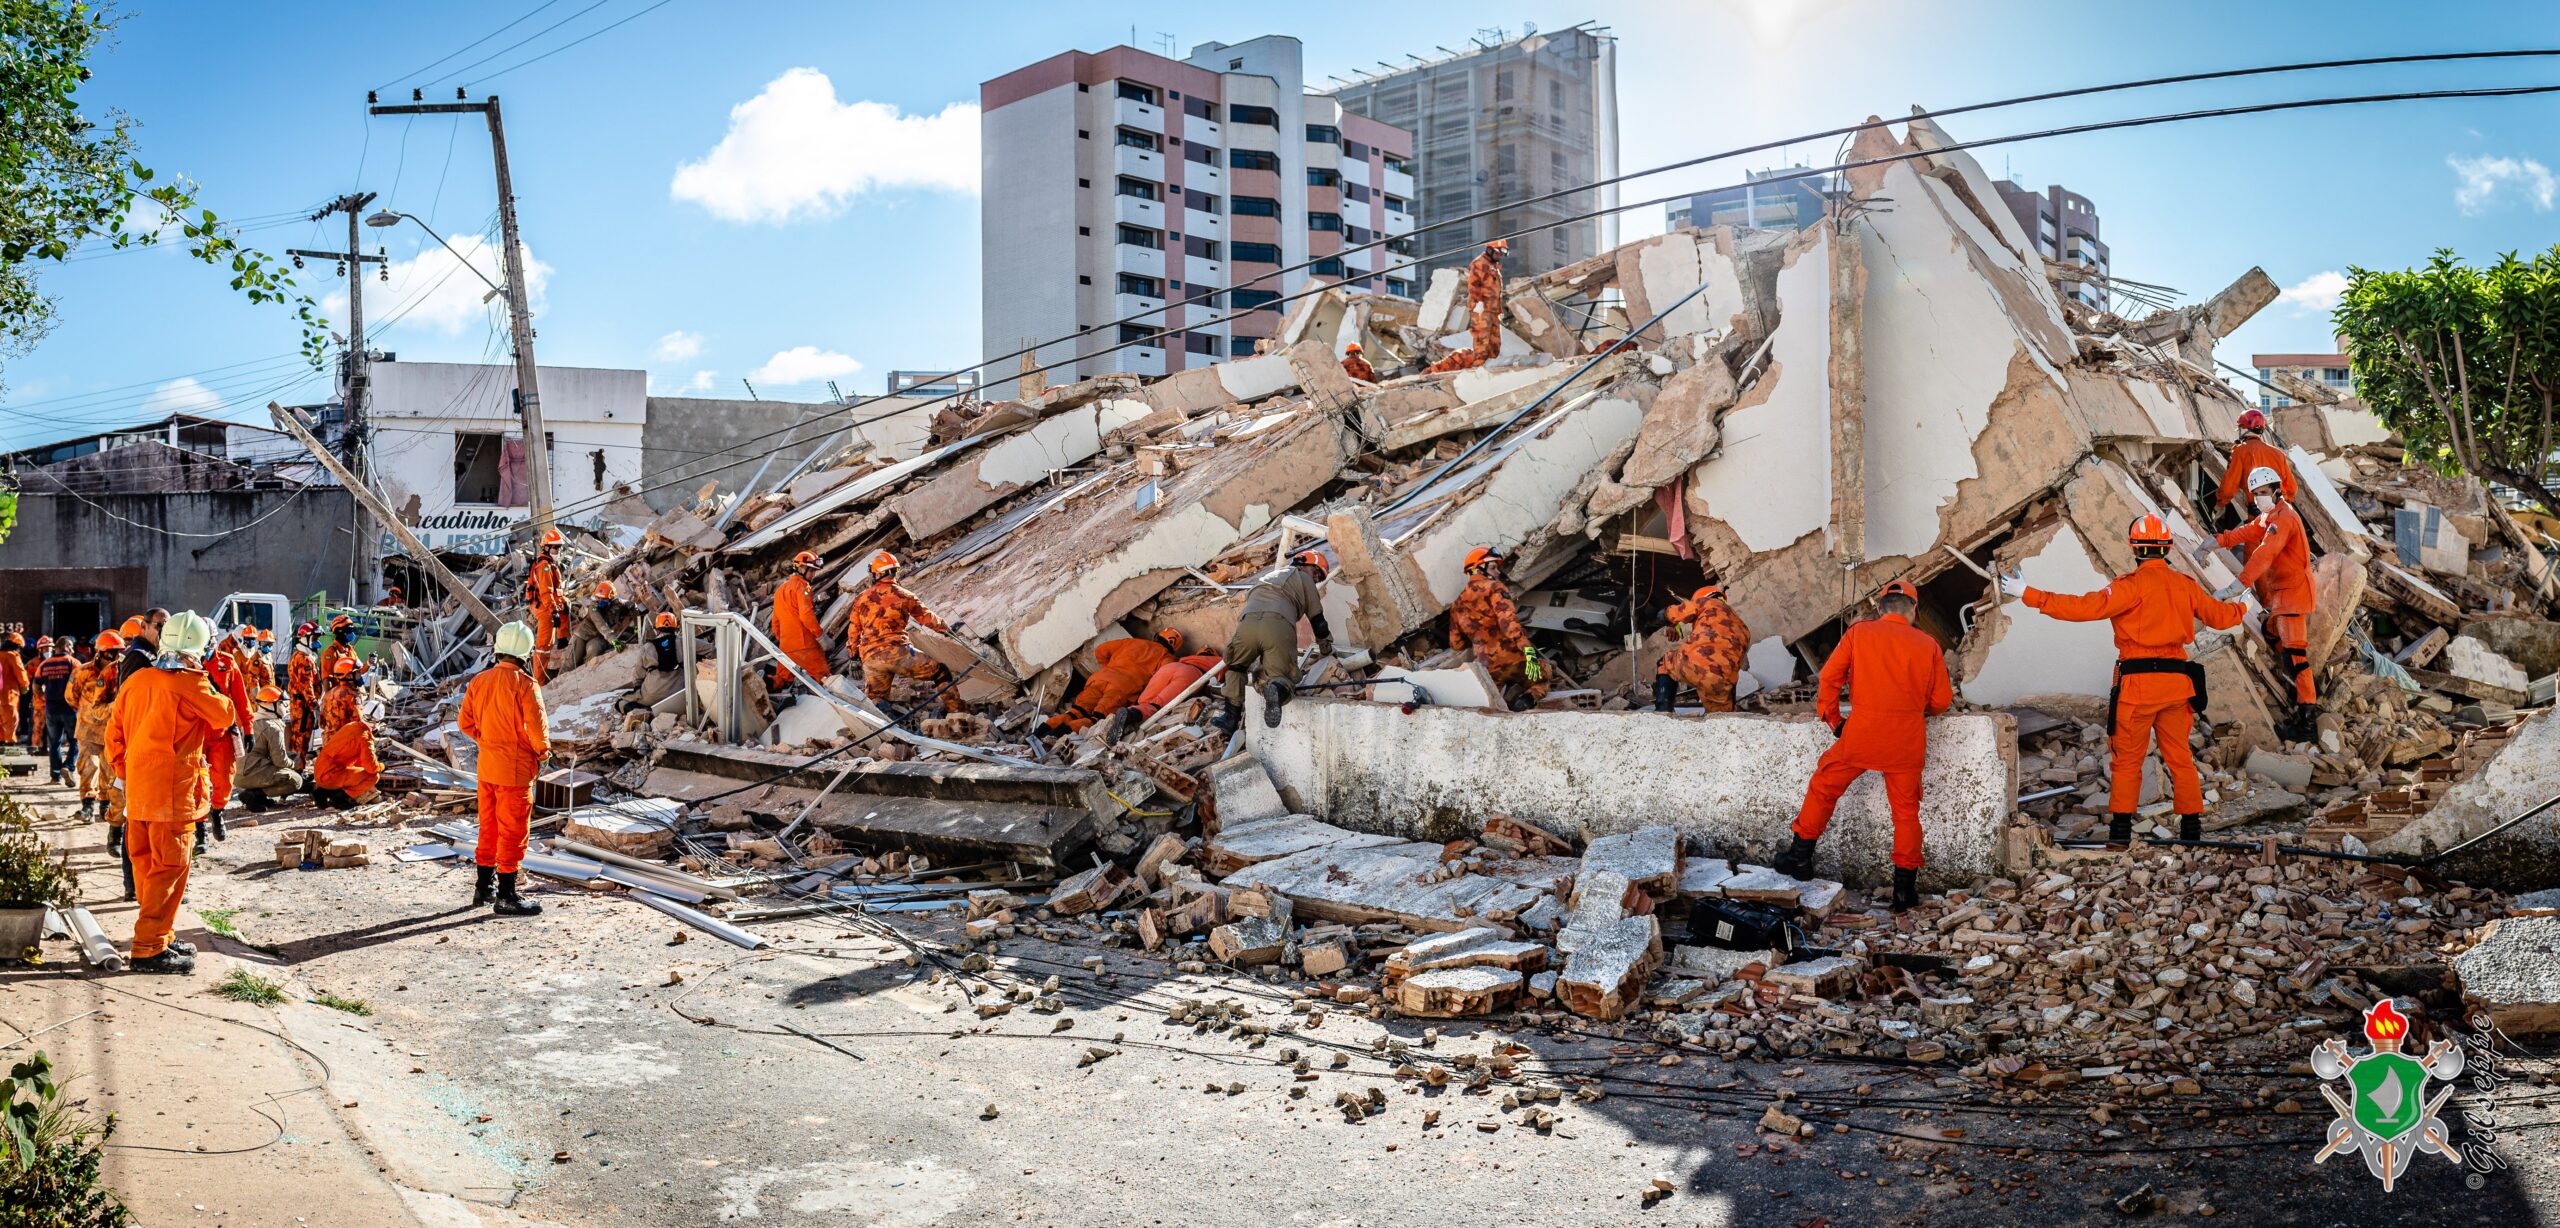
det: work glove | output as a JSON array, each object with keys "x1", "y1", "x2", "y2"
[
  {"x1": 1996, "y1": 569, "x2": 2028, "y2": 599},
  {"x1": 2212, "y1": 581, "x2": 2246, "y2": 602},
  {"x1": 1315, "y1": 639, "x2": 1336, "y2": 657}
]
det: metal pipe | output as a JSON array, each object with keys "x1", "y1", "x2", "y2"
[
  {"x1": 550, "y1": 838, "x2": 737, "y2": 899},
  {"x1": 65, "y1": 907, "x2": 122, "y2": 971},
  {"x1": 630, "y1": 890, "x2": 766, "y2": 949}
]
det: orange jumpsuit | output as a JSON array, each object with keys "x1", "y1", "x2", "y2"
[
  {"x1": 848, "y1": 582, "x2": 956, "y2": 709},
  {"x1": 2024, "y1": 559, "x2": 2246, "y2": 817},
  {"x1": 526, "y1": 553, "x2": 564, "y2": 682},
  {"x1": 1658, "y1": 595, "x2": 1752, "y2": 713},
  {"x1": 287, "y1": 646, "x2": 320, "y2": 765},
  {"x1": 1048, "y1": 638, "x2": 1174, "y2": 732},
  {"x1": 69, "y1": 658, "x2": 116, "y2": 803},
  {"x1": 2216, "y1": 499, "x2": 2319, "y2": 704},
  {"x1": 1135, "y1": 653, "x2": 1222, "y2": 717},
  {"x1": 0, "y1": 650, "x2": 24, "y2": 744},
  {"x1": 1426, "y1": 251, "x2": 1505, "y2": 373},
  {"x1": 771, "y1": 572, "x2": 830, "y2": 687},
  {"x1": 1341, "y1": 352, "x2": 1377, "y2": 382},
  {"x1": 203, "y1": 648, "x2": 251, "y2": 808},
  {"x1": 1792, "y1": 612, "x2": 1953, "y2": 871},
  {"x1": 2216, "y1": 436, "x2": 2297, "y2": 510},
  {"x1": 105, "y1": 663, "x2": 235, "y2": 959},
  {"x1": 320, "y1": 680, "x2": 362, "y2": 739},
  {"x1": 313, "y1": 720, "x2": 383, "y2": 798},
  {"x1": 1449, "y1": 575, "x2": 1546, "y2": 702},
  {"x1": 458, "y1": 660, "x2": 549, "y2": 874}
]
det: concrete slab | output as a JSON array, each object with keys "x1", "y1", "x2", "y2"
[
  {"x1": 2454, "y1": 914, "x2": 2560, "y2": 1037},
  {"x1": 1581, "y1": 826, "x2": 1682, "y2": 898},
  {"x1": 1201, "y1": 813, "x2": 1402, "y2": 876},
  {"x1": 2375, "y1": 708, "x2": 2560, "y2": 891},
  {"x1": 1225, "y1": 841, "x2": 1552, "y2": 933},
  {"x1": 891, "y1": 398, "x2": 1151, "y2": 540}
]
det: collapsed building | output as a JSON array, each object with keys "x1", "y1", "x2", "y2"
[{"x1": 335, "y1": 111, "x2": 2560, "y2": 1047}]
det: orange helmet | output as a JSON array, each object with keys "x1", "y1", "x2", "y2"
[
  {"x1": 1692, "y1": 583, "x2": 1726, "y2": 604},
  {"x1": 593, "y1": 580, "x2": 618, "y2": 600},
  {"x1": 94, "y1": 631, "x2": 125, "y2": 651},
  {"x1": 255, "y1": 685, "x2": 283, "y2": 704},
  {"x1": 330, "y1": 614, "x2": 355, "y2": 632},
  {"x1": 4, "y1": 634, "x2": 20, "y2": 648},
  {"x1": 793, "y1": 550, "x2": 822, "y2": 569},
  {"x1": 1878, "y1": 580, "x2": 1919, "y2": 603},
  {"x1": 1486, "y1": 239, "x2": 1509, "y2": 255},
  {"x1": 653, "y1": 611, "x2": 679, "y2": 630},
  {"x1": 541, "y1": 528, "x2": 564, "y2": 547},
  {"x1": 330, "y1": 657, "x2": 362, "y2": 677},
  {"x1": 1462, "y1": 545, "x2": 1505, "y2": 576},
  {"x1": 1157, "y1": 627, "x2": 1185, "y2": 653},
  {"x1": 258, "y1": 628, "x2": 276, "y2": 644},
  {"x1": 1344, "y1": 341, "x2": 1362, "y2": 353},
  {"x1": 2127, "y1": 514, "x2": 2172, "y2": 547},
  {"x1": 1290, "y1": 549, "x2": 1329, "y2": 580},
  {"x1": 120, "y1": 616, "x2": 146, "y2": 638},
  {"x1": 868, "y1": 551, "x2": 900, "y2": 576}
]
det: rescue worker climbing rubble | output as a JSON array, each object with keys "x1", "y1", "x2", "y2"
[
  {"x1": 1216, "y1": 550, "x2": 1335, "y2": 733},
  {"x1": 771, "y1": 551, "x2": 832, "y2": 688},
  {"x1": 459, "y1": 620, "x2": 550, "y2": 916},
  {"x1": 2215, "y1": 408, "x2": 2296, "y2": 515},
  {"x1": 1774, "y1": 580, "x2": 1952, "y2": 913},
  {"x1": 1426, "y1": 240, "x2": 1507, "y2": 374},
  {"x1": 1048, "y1": 629, "x2": 1178, "y2": 735},
  {"x1": 1340, "y1": 341, "x2": 1376, "y2": 383},
  {"x1": 525, "y1": 528, "x2": 566, "y2": 683},
  {"x1": 2005, "y1": 514, "x2": 2247, "y2": 847},
  {"x1": 104, "y1": 611, "x2": 234, "y2": 974},
  {"x1": 1655, "y1": 582, "x2": 1751, "y2": 714},
  {"x1": 2214, "y1": 464, "x2": 2322, "y2": 742},
  {"x1": 1447, "y1": 547, "x2": 1546, "y2": 710},
  {"x1": 846, "y1": 552, "x2": 961, "y2": 713}
]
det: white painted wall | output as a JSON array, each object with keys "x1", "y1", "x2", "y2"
[
  {"x1": 981, "y1": 83, "x2": 1082, "y2": 393},
  {"x1": 368, "y1": 361, "x2": 646, "y2": 553},
  {"x1": 1963, "y1": 523, "x2": 2121, "y2": 705},
  {"x1": 1689, "y1": 230, "x2": 1830, "y2": 552}
]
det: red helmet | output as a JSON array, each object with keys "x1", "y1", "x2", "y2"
[
  {"x1": 2236, "y1": 408, "x2": 2268, "y2": 432},
  {"x1": 296, "y1": 621, "x2": 317, "y2": 636},
  {"x1": 1290, "y1": 549, "x2": 1330, "y2": 580},
  {"x1": 1462, "y1": 545, "x2": 1505, "y2": 576},
  {"x1": 2127, "y1": 514, "x2": 2173, "y2": 547},
  {"x1": 868, "y1": 551, "x2": 900, "y2": 576},
  {"x1": 1878, "y1": 580, "x2": 1919, "y2": 603},
  {"x1": 653, "y1": 612, "x2": 679, "y2": 630},
  {"x1": 793, "y1": 550, "x2": 822, "y2": 569}
]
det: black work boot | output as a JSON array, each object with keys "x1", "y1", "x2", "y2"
[
  {"x1": 2107, "y1": 813, "x2": 2134, "y2": 849},
  {"x1": 2178, "y1": 813, "x2": 2203, "y2": 843},
  {"x1": 1209, "y1": 703, "x2": 1241, "y2": 735},
  {"x1": 1261, "y1": 680, "x2": 1293, "y2": 727},
  {"x1": 166, "y1": 939, "x2": 197, "y2": 957},
  {"x1": 129, "y1": 949, "x2": 196, "y2": 975},
  {"x1": 207, "y1": 807, "x2": 227, "y2": 842},
  {"x1": 1652, "y1": 675, "x2": 1678, "y2": 713},
  {"x1": 106, "y1": 825, "x2": 123, "y2": 857},
  {"x1": 120, "y1": 837, "x2": 134, "y2": 901},
  {"x1": 1103, "y1": 706, "x2": 1141, "y2": 745},
  {"x1": 238, "y1": 790, "x2": 272, "y2": 814},
  {"x1": 1773, "y1": 834, "x2": 1818, "y2": 881},
  {"x1": 192, "y1": 824, "x2": 207, "y2": 857},
  {"x1": 490, "y1": 872, "x2": 542, "y2": 916},
  {"x1": 1891, "y1": 868, "x2": 1920, "y2": 913},
  {"x1": 472, "y1": 866, "x2": 497, "y2": 906}
]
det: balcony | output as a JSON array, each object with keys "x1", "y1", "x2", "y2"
[
  {"x1": 1187, "y1": 165, "x2": 1224, "y2": 194},
  {"x1": 1115, "y1": 242, "x2": 1166, "y2": 279},
  {"x1": 1113, "y1": 96, "x2": 1163, "y2": 133},
  {"x1": 1114, "y1": 292, "x2": 1168, "y2": 325},
  {"x1": 1384, "y1": 166, "x2": 1414, "y2": 198},
  {"x1": 1179, "y1": 259, "x2": 1224, "y2": 291},
  {"x1": 1110, "y1": 344, "x2": 1167, "y2": 378},
  {"x1": 1184, "y1": 207, "x2": 1224, "y2": 240},
  {"x1": 1182, "y1": 114, "x2": 1223, "y2": 146},
  {"x1": 1114, "y1": 193, "x2": 1165, "y2": 228},
  {"x1": 1113, "y1": 144, "x2": 1164, "y2": 181}
]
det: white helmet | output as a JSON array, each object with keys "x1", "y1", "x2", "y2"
[
  {"x1": 2247, "y1": 466, "x2": 2284, "y2": 494},
  {"x1": 494, "y1": 620, "x2": 536, "y2": 660},
  {"x1": 160, "y1": 611, "x2": 214, "y2": 661}
]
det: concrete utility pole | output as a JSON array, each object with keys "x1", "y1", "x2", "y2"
[
  {"x1": 369, "y1": 94, "x2": 554, "y2": 541},
  {"x1": 267, "y1": 403, "x2": 502, "y2": 633},
  {"x1": 290, "y1": 191, "x2": 384, "y2": 599}
]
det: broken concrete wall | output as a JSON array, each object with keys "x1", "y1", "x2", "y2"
[
  {"x1": 891, "y1": 398, "x2": 1151, "y2": 540},
  {"x1": 1249, "y1": 698, "x2": 2016, "y2": 889},
  {"x1": 1613, "y1": 225, "x2": 1768, "y2": 344},
  {"x1": 1962, "y1": 518, "x2": 2119, "y2": 706},
  {"x1": 1688, "y1": 226, "x2": 1833, "y2": 564},
  {"x1": 2374, "y1": 707, "x2": 2560, "y2": 891}
]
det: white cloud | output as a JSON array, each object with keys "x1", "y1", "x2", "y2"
[
  {"x1": 330, "y1": 234, "x2": 551, "y2": 337},
  {"x1": 655, "y1": 330, "x2": 704, "y2": 361},
  {"x1": 141, "y1": 377, "x2": 224, "y2": 417},
  {"x1": 671, "y1": 68, "x2": 977, "y2": 224},
  {"x1": 653, "y1": 369, "x2": 719, "y2": 395},
  {"x1": 2449, "y1": 154, "x2": 2556, "y2": 215},
  {"x1": 2278, "y1": 270, "x2": 2348, "y2": 314},
  {"x1": 749, "y1": 346, "x2": 860, "y2": 386}
]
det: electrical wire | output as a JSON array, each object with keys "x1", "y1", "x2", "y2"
[
  {"x1": 419, "y1": 0, "x2": 618, "y2": 89},
  {"x1": 373, "y1": 0, "x2": 568, "y2": 91},
  {"x1": 474, "y1": 0, "x2": 685, "y2": 84}
]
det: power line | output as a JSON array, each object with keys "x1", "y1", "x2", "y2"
[
  {"x1": 420, "y1": 0, "x2": 617, "y2": 89},
  {"x1": 475, "y1": 0, "x2": 684, "y2": 84},
  {"x1": 373, "y1": 0, "x2": 567, "y2": 91}
]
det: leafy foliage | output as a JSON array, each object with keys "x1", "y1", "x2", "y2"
[
  {"x1": 0, "y1": 1052, "x2": 134, "y2": 1228},
  {"x1": 2336, "y1": 248, "x2": 2560, "y2": 516},
  {"x1": 0, "y1": 491, "x2": 15, "y2": 547},
  {"x1": 213, "y1": 969, "x2": 284, "y2": 1005},
  {"x1": 1, "y1": 0, "x2": 327, "y2": 386},
  {"x1": 0, "y1": 799, "x2": 76, "y2": 912}
]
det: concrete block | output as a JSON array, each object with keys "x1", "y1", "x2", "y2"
[
  {"x1": 2244, "y1": 749, "x2": 2315, "y2": 793},
  {"x1": 1205, "y1": 754, "x2": 1291, "y2": 827},
  {"x1": 2444, "y1": 636, "x2": 2529, "y2": 694},
  {"x1": 1555, "y1": 915, "x2": 1663, "y2": 1020},
  {"x1": 1393, "y1": 966, "x2": 1524, "y2": 1018},
  {"x1": 1675, "y1": 858, "x2": 1735, "y2": 896},
  {"x1": 1208, "y1": 915, "x2": 1286, "y2": 966},
  {"x1": 1580, "y1": 826, "x2": 1682, "y2": 898},
  {"x1": 1383, "y1": 927, "x2": 1548, "y2": 980},
  {"x1": 2454, "y1": 914, "x2": 2560, "y2": 1037},
  {"x1": 1667, "y1": 944, "x2": 1775, "y2": 985},
  {"x1": 2460, "y1": 618, "x2": 2560, "y2": 678},
  {"x1": 2376, "y1": 709, "x2": 2560, "y2": 891},
  {"x1": 1762, "y1": 954, "x2": 1861, "y2": 999},
  {"x1": 1200, "y1": 813, "x2": 1401, "y2": 876},
  {"x1": 1224, "y1": 842, "x2": 1553, "y2": 933}
]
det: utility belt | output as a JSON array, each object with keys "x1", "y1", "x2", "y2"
[{"x1": 2108, "y1": 657, "x2": 2207, "y2": 734}]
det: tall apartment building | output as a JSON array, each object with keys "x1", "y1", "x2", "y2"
[
  {"x1": 1666, "y1": 168, "x2": 1835, "y2": 234},
  {"x1": 980, "y1": 35, "x2": 1415, "y2": 390},
  {"x1": 1326, "y1": 24, "x2": 1618, "y2": 283},
  {"x1": 1994, "y1": 180, "x2": 2110, "y2": 308},
  {"x1": 2251, "y1": 346, "x2": 2355, "y2": 411}
]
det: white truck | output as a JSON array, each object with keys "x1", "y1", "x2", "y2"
[{"x1": 212, "y1": 592, "x2": 297, "y2": 669}]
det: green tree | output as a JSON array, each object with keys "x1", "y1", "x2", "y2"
[
  {"x1": 2335, "y1": 248, "x2": 2560, "y2": 517},
  {"x1": 2, "y1": 0, "x2": 325, "y2": 391}
]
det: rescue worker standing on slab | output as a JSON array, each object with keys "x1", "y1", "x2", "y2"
[
  {"x1": 1216, "y1": 550, "x2": 1335, "y2": 733},
  {"x1": 287, "y1": 621, "x2": 321, "y2": 769},
  {"x1": 2216, "y1": 409, "x2": 2296, "y2": 516},
  {"x1": 105, "y1": 611, "x2": 234, "y2": 974},
  {"x1": 1048, "y1": 629, "x2": 1177, "y2": 734},
  {"x1": 2214, "y1": 465, "x2": 2322, "y2": 742},
  {"x1": 771, "y1": 551, "x2": 832, "y2": 688},
  {"x1": 1774, "y1": 581, "x2": 1953, "y2": 913},
  {"x1": 1448, "y1": 547, "x2": 1546, "y2": 710},
  {"x1": 1427, "y1": 240, "x2": 1508, "y2": 373},
  {"x1": 846, "y1": 552, "x2": 961, "y2": 713},
  {"x1": 525, "y1": 528, "x2": 566, "y2": 683},
  {"x1": 69, "y1": 632, "x2": 121, "y2": 819},
  {"x1": 1340, "y1": 342, "x2": 1376, "y2": 383},
  {"x1": 459, "y1": 621, "x2": 550, "y2": 916},
  {"x1": 2006, "y1": 514, "x2": 2247, "y2": 847},
  {"x1": 232, "y1": 686, "x2": 303, "y2": 811},
  {"x1": 1655, "y1": 583, "x2": 1751, "y2": 713}
]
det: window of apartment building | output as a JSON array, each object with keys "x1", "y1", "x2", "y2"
[
  {"x1": 1549, "y1": 78, "x2": 1565, "y2": 111},
  {"x1": 1551, "y1": 150, "x2": 1568, "y2": 185},
  {"x1": 1312, "y1": 258, "x2": 1344, "y2": 277},
  {"x1": 1305, "y1": 123, "x2": 1340, "y2": 145},
  {"x1": 1231, "y1": 195, "x2": 1280, "y2": 217},
  {"x1": 1345, "y1": 224, "x2": 1370, "y2": 244},
  {"x1": 1307, "y1": 211, "x2": 1342, "y2": 232},
  {"x1": 1232, "y1": 289, "x2": 1281, "y2": 311},
  {"x1": 1495, "y1": 70, "x2": 1514, "y2": 101},
  {"x1": 1184, "y1": 235, "x2": 1222, "y2": 260},
  {"x1": 1184, "y1": 143, "x2": 1220, "y2": 167},
  {"x1": 1344, "y1": 140, "x2": 1367, "y2": 161},
  {"x1": 1495, "y1": 143, "x2": 1518, "y2": 177},
  {"x1": 1383, "y1": 154, "x2": 1411, "y2": 176},
  {"x1": 1383, "y1": 194, "x2": 1409, "y2": 213},
  {"x1": 1343, "y1": 182, "x2": 1369, "y2": 204},
  {"x1": 1307, "y1": 168, "x2": 1339, "y2": 189},
  {"x1": 1228, "y1": 103, "x2": 1278, "y2": 126},
  {"x1": 1552, "y1": 230, "x2": 1569, "y2": 256},
  {"x1": 453, "y1": 432, "x2": 505, "y2": 505},
  {"x1": 1385, "y1": 276, "x2": 1414, "y2": 297},
  {"x1": 1115, "y1": 127, "x2": 1159, "y2": 151},
  {"x1": 1182, "y1": 95, "x2": 1217, "y2": 120},
  {"x1": 1182, "y1": 188, "x2": 1220, "y2": 213},
  {"x1": 1118, "y1": 324, "x2": 1163, "y2": 347},
  {"x1": 1231, "y1": 240, "x2": 1281, "y2": 264},
  {"x1": 1115, "y1": 177, "x2": 1158, "y2": 201},
  {"x1": 1116, "y1": 274, "x2": 1164, "y2": 300},
  {"x1": 1185, "y1": 332, "x2": 1221, "y2": 356},
  {"x1": 1386, "y1": 235, "x2": 1417, "y2": 256},
  {"x1": 1117, "y1": 81, "x2": 1157, "y2": 104},
  {"x1": 1229, "y1": 149, "x2": 1278, "y2": 172},
  {"x1": 2323, "y1": 367, "x2": 2352, "y2": 385},
  {"x1": 1116, "y1": 224, "x2": 1162, "y2": 249}
]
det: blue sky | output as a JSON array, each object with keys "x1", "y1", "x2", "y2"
[{"x1": 5, "y1": 0, "x2": 2557, "y2": 451}]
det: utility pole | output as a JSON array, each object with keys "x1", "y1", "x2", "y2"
[
  {"x1": 290, "y1": 191, "x2": 383, "y2": 600},
  {"x1": 267, "y1": 403, "x2": 502, "y2": 634},
  {"x1": 369, "y1": 93, "x2": 554, "y2": 541}
]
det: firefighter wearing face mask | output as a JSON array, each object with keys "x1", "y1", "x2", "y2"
[
  {"x1": 2216, "y1": 408, "x2": 2296, "y2": 514},
  {"x1": 2215, "y1": 465, "x2": 2321, "y2": 741}
]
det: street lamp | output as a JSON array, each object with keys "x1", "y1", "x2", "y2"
[{"x1": 365, "y1": 209, "x2": 505, "y2": 302}]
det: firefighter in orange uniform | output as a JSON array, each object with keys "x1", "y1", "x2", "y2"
[
  {"x1": 1655, "y1": 583, "x2": 1752, "y2": 713},
  {"x1": 1447, "y1": 547, "x2": 1546, "y2": 709},
  {"x1": 1047, "y1": 629, "x2": 1177, "y2": 734},
  {"x1": 311, "y1": 712, "x2": 383, "y2": 810},
  {"x1": 104, "y1": 612, "x2": 234, "y2": 974},
  {"x1": 2215, "y1": 408, "x2": 2296, "y2": 513},
  {"x1": 771, "y1": 551, "x2": 831, "y2": 688},
  {"x1": 525, "y1": 528, "x2": 566, "y2": 683},
  {"x1": 318, "y1": 614, "x2": 362, "y2": 693},
  {"x1": 68, "y1": 632, "x2": 122, "y2": 819},
  {"x1": 1426, "y1": 240, "x2": 1508, "y2": 373},
  {"x1": 1340, "y1": 342, "x2": 1377, "y2": 383},
  {"x1": 847, "y1": 553, "x2": 960, "y2": 712},
  {"x1": 0, "y1": 632, "x2": 25, "y2": 745},
  {"x1": 1774, "y1": 581, "x2": 1953, "y2": 912},
  {"x1": 199, "y1": 630, "x2": 252, "y2": 853},
  {"x1": 2009, "y1": 514, "x2": 2247, "y2": 846},
  {"x1": 458, "y1": 621, "x2": 549, "y2": 915},
  {"x1": 288, "y1": 621, "x2": 322, "y2": 770},
  {"x1": 248, "y1": 627, "x2": 279, "y2": 693},
  {"x1": 320, "y1": 656, "x2": 364, "y2": 739},
  {"x1": 2215, "y1": 464, "x2": 2321, "y2": 740},
  {"x1": 1110, "y1": 642, "x2": 1225, "y2": 741}
]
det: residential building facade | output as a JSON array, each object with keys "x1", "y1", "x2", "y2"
[
  {"x1": 366, "y1": 360, "x2": 649, "y2": 555},
  {"x1": 980, "y1": 35, "x2": 1415, "y2": 391},
  {"x1": 2252, "y1": 347, "x2": 2356, "y2": 410},
  {"x1": 1994, "y1": 180, "x2": 2110, "y2": 307},
  {"x1": 1327, "y1": 24, "x2": 1619, "y2": 283},
  {"x1": 1666, "y1": 168, "x2": 1834, "y2": 233}
]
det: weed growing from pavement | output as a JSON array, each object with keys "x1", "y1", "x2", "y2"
[
  {"x1": 312, "y1": 993, "x2": 371, "y2": 1016},
  {"x1": 196, "y1": 909, "x2": 239, "y2": 938},
  {"x1": 212, "y1": 970, "x2": 283, "y2": 1005}
]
